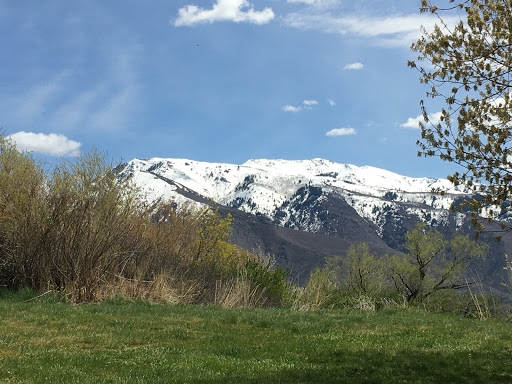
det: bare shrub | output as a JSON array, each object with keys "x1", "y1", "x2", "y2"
[
  {"x1": 214, "y1": 270, "x2": 267, "y2": 308},
  {"x1": 351, "y1": 295, "x2": 376, "y2": 312},
  {"x1": 96, "y1": 273, "x2": 203, "y2": 304},
  {"x1": 378, "y1": 297, "x2": 406, "y2": 310},
  {"x1": 0, "y1": 137, "x2": 277, "y2": 305},
  {"x1": 0, "y1": 136, "x2": 47, "y2": 289},
  {"x1": 40, "y1": 151, "x2": 149, "y2": 302}
]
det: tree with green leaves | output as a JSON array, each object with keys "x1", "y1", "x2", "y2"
[
  {"x1": 339, "y1": 243, "x2": 384, "y2": 296},
  {"x1": 409, "y1": 0, "x2": 512, "y2": 233},
  {"x1": 389, "y1": 223, "x2": 487, "y2": 302}
]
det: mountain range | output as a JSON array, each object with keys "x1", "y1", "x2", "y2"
[{"x1": 117, "y1": 158, "x2": 511, "y2": 288}]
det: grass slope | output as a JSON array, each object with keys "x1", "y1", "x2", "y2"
[{"x1": 1, "y1": 290, "x2": 512, "y2": 383}]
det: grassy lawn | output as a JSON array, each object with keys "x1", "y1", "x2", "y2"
[{"x1": 1, "y1": 290, "x2": 512, "y2": 383}]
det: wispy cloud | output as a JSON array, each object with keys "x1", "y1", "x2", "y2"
[
  {"x1": 284, "y1": 13, "x2": 460, "y2": 47},
  {"x1": 48, "y1": 86, "x2": 105, "y2": 131},
  {"x1": 287, "y1": 0, "x2": 340, "y2": 8},
  {"x1": 88, "y1": 85, "x2": 138, "y2": 132},
  {"x1": 401, "y1": 112, "x2": 442, "y2": 129},
  {"x1": 328, "y1": 99, "x2": 336, "y2": 106},
  {"x1": 344, "y1": 62, "x2": 363, "y2": 70},
  {"x1": 8, "y1": 131, "x2": 81, "y2": 157},
  {"x1": 283, "y1": 99, "x2": 319, "y2": 112},
  {"x1": 174, "y1": 0, "x2": 275, "y2": 26},
  {"x1": 283, "y1": 105, "x2": 303, "y2": 112},
  {"x1": 326, "y1": 127, "x2": 356, "y2": 136},
  {"x1": 1, "y1": 72, "x2": 69, "y2": 127},
  {"x1": 85, "y1": 45, "x2": 142, "y2": 133},
  {"x1": 1, "y1": 44, "x2": 142, "y2": 135}
]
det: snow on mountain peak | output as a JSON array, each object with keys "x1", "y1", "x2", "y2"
[{"x1": 119, "y1": 157, "x2": 469, "y2": 236}]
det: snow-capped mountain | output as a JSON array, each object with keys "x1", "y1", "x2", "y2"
[
  {"x1": 119, "y1": 157, "x2": 468, "y2": 234},
  {"x1": 117, "y1": 157, "x2": 510, "y2": 285}
]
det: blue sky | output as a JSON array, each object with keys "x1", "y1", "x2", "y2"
[{"x1": 0, "y1": 0, "x2": 458, "y2": 178}]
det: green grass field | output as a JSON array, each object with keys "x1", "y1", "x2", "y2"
[{"x1": 1, "y1": 289, "x2": 512, "y2": 383}]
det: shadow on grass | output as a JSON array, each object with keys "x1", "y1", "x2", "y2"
[{"x1": 185, "y1": 349, "x2": 512, "y2": 384}]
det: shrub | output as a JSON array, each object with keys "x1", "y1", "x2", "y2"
[
  {"x1": 214, "y1": 268, "x2": 268, "y2": 308},
  {"x1": 0, "y1": 136, "x2": 269, "y2": 304},
  {"x1": 327, "y1": 243, "x2": 386, "y2": 298},
  {"x1": 41, "y1": 150, "x2": 148, "y2": 302},
  {"x1": 292, "y1": 268, "x2": 343, "y2": 310},
  {"x1": 243, "y1": 258, "x2": 290, "y2": 306},
  {"x1": 0, "y1": 136, "x2": 47, "y2": 289}
]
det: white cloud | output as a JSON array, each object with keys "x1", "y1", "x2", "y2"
[
  {"x1": 174, "y1": 0, "x2": 275, "y2": 26},
  {"x1": 303, "y1": 99, "x2": 318, "y2": 106},
  {"x1": 7, "y1": 131, "x2": 81, "y2": 157},
  {"x1": 401, "y1": 112, "x2": 442, "y2": 129},
  {"x1": 328, "y1": 99, "x2": 336, "y2": 106},
  {"x1": 344, "y1": 62, "x2": 363, "y2": 70},
  {"x1": 284, "y1": 13, "x2": 460, "y2": 47},
  {"x1": 326, "y1": 127, "x2": 356, "y2": 136},
  {"x1": 283, "y1": 105, "x2": 302, "y2": 112}
]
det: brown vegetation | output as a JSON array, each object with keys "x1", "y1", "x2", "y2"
[{"x1": 0, "y1": 136, "x2": 288, "y2": 305}]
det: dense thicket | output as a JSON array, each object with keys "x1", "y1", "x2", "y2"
[{"x1": 0, "y1": 136, "x2": 287, "y2": 305}]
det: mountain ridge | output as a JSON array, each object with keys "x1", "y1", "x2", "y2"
[
  {"x1": 119, "y1": 157, "x2": 471, "y2": 232},
  {"x1": 117, "y1": 157, "x2": 510, "y2": 286}
]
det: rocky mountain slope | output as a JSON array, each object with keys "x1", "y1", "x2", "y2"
[{"x1": 117, "y1": 158, "x2": 511, "y2": 286}]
